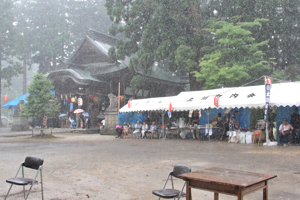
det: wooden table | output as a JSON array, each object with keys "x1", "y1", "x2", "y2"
[{"x1": 179, "y1": 167, "x2": 277, "y2": 200}]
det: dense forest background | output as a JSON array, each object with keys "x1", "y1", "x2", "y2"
[{"x1": 1, "y1": 0, "x2": 300, "y2": 123}]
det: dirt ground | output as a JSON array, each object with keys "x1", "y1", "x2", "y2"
[{"x1": 0, "y1": 130, "x2": 299, "y2": 200}]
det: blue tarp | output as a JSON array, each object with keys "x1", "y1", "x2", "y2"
[
  {"x1": 118, "y1": 112, "x2": 148, "y2": 125},
  {"x1": 276, "y1": 106, "x2": 300, "y2": 142},
  {"x1": 199, "y1": 107, "x2": 251, "y2": 128},
  {"x1": 2, "y1": 90, "x2": 55, "y2": 109},
  {"x1": 1, "y1": 93, "x2": 29, "y2": 108}
]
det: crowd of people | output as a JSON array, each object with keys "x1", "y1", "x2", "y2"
[
  {"x1": 114, "y1": 108, "x2": 300, "y2": 146},
  {"x1": 115, "y1": 120, "x2": 158, "y2": 139},
  {"x1": 59, "y1": 112, "x2": 90, "y2": 129}
]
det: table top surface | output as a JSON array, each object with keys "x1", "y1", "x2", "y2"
[{"x1": 179, "y1": 167, "x2": 277, "y2": 188}]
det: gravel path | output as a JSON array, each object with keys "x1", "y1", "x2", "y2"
[{"x1": 0, "y1": 132, "x2": 299, "y2": 200}]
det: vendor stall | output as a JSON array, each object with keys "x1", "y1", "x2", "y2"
[{"x1": 119, "y1": 81, "x2": 300, "y2": 142}]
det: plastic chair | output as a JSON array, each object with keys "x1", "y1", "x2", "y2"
[
  {"x1": 253, "y1": 130, "x2": 262, "y2": 145},
  {"x1": 152, "y1": 164, "x2": 191, "y2": 200},
  {"x1": 5, "y1": 156, "x2": 44, "y2": 200}
]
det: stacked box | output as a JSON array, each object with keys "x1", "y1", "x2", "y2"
[
  {"x1": 246, "y1": 132, "x2": 253, "y2": 144},
  {"x1": 239, "y1": 133, "x2": 246, "y2": 144}
]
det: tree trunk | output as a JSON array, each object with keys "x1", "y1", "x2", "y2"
[
  {"x1": 23, "y1": 59, "x2": 27, "y2": 94},
  {"x1": 189, "y1": 73, "x2": 203, "y2": 91}
]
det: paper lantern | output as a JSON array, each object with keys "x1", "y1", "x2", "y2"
[
  {"x1": 265, "y1": 77, "x2": 272, "y2": 88},
  {"x1": 128, "y1": 100, "x2": 132, "y2": 108},
  {"x1": 169, "y1": 102, "x2": 173, "y2": 111},
  {"x1": 78, "y1": 97, "x2": 83, "y2": 106},
  {"x1": 214, "y1": 96, "x2": 219, "y2": 107},
  {"x1": 4, "y1": 94, "x2": 8, "y2": 101},
  {"x1": 71, "y1": 97, "x2": 76, "y2": 103},
  {"x1": 119, "y1": 95, "x2": 125, "y2": 102}
]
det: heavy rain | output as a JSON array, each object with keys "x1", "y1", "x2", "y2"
[{"x1": 0, "y1": 0, "x2": 300, "y2": 199}]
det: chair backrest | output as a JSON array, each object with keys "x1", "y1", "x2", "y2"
[
  {"x1": 23, "y1": 156, "x2": 44, "y2": 170},
  {"x1": 172, "y1": 164, "x2": 191, "y2": 179}
]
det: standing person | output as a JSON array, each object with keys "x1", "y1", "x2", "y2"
[
  {"x1": 267, "y1": 121, "x2": 275, "y2": 142},
  {"x1": 290, "y1": 108, "x2": 300, "y2": 130},
  {"x1": 80, "y1": 115, "x2": 84, "y2": 129},
  {"x1": 217, "y1": 113, "x2": 224, "y2": 139},
  {"x1": 84, "y1": 116, "x2": 89, "y2": 129},
  {"x1": 65, "y1": 112, "x2": 69, "y2": 128},
  {"x1": 148, "y1": 121, "x2": 157, "y2": 139},
  {"x1": 228, "y1": 111, "x2": 239, "y2": 144},
  {"x1": 191, "y1": 111, "x2": 199, "y2": 139},
  {"x1": 222, "y1": 113, "x2": 230, "y2": 140},
  {"x1": 141, "y1": 121, "x2": 149, "y2": 139},
  {"x1": 76, "y1": 114, "x2": 80, "y2": 129},
  {"x1": 278, "y1": 118, "x2": 294, "y2": 145}
]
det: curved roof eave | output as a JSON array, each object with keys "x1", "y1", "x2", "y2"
[{"x1": 47, "y1": 69, "x2": 104, "y2": 86}]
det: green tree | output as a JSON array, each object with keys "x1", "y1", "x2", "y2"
[
  {"x1": 14, "y1": 0, "x2": 111, "y2": 74},
  {"x1": 20, "y1": 74, "x2": 60, "y2": 126},
  {"x1": 202, "y1": 0, "x2": 300, "y2": 79},
  {"x1": 0, "y1": 0, "x2": 23, "y2": 127},
  {"x1": 193, "y1": 18, "x2": 274, "y2": 89},
  {"x1": 105, "y1": 0, "x2": 204, "y2": 90}
]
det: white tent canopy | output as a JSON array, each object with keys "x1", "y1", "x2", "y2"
[
  {"x1": 119, "y1": 81, "x2": 300, "y2": 113},
  {"x1": 119, "y1": 96, "x2": 175, "y2": 113}
]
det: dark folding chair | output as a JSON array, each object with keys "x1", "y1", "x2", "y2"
[
  {"x1": 5, "y1": 156, "x2": 44, "y2": 200},
  {"x1": 152, "y1": 164, "x2": 191, "y2": 200}
]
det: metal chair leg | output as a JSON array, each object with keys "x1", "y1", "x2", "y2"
[
  {"x1": 4, "y1": 184, "x2": 13, "y2": 200},
  {"x1": 41, "y1": 170, "x2": 44, "y2": 200},
  {"x1": 25, "y1": 185, "x2": 34, "y2": 200}
]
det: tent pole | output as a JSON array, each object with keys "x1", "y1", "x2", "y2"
[
  {"x1": 266, "y1": 121, "x2": 269, "y2": 145},
  {"x1": 118, "y1": 82, "x2": 120, "y2": 113},
  {"x1": 162, "y1": 110, "x2": 165, "y2": 139}
]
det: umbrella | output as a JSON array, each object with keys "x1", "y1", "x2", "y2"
[
  {"x1": 59, "y1": 114, "x2": 67, "y2": 117},
  {"x1": 74, "y1": 109, "x2": 84, "y2": 114},
  {"x1": 82, "y1": 112, "x2": 90, "y2": 117}
]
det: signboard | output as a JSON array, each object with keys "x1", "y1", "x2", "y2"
[{"x1": 264, "y1": 83, "x2": 271, "y2": 122}]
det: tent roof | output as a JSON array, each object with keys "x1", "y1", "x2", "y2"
[
  {"x1": 120, "y1": 96, "x2": 176, "y2": 113},
  {"x1": 2, "y1": 93, "x2": 28, "y2": 108},
  {"x1": 119, "y1": 81, "x2": 300, "y2": 113}
]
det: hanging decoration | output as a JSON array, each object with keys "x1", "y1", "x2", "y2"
[
  {"x1": 119, "y1": 95, "x2": 125, "y2": 102},
  {"x1": 169, "y1": 102, "x2": 173, "y2": 111},
  {"x1": 214, "y1": 96, "x2": 219, "y2": 107},
  {"x1": 168, "y1": 110, "x2": 172, "y2": 118},
  {"x1": 4, "y1": 94, "x2": 8, "y2": 101},
  {"x1": 265, "y1": 77, "x2": 272, "y2": 88},
  {"x1": 128, "y1": 99, "x2": 132, "y2": 108},
  {"x1": 71, "y1": 97, "x2": 76, "y2": 103},
  {"x1": 78, "y1": 97, "x2": 83, "y2": 106}
]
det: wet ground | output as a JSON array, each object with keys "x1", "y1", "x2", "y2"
[{"x1": 0, "y1": 128, "x2": 299, "y2": 200}]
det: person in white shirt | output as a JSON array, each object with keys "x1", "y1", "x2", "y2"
[
  {"x1": 141, "y1": 121, "x2": 149, "y2": 139},
  {"x1": 133, "y1": 120, "x2": 142, "y2": 139},
  {"x1": 278, "y1": 118, "x2": 294, "y2": 145},
  {"x1": 148, "y1": 121, "x2": 157, "y2": 139}
]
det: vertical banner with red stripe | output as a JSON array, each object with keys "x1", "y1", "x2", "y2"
[{"x1": 264, "y1": 78, "x2": 271, "y2": 122}]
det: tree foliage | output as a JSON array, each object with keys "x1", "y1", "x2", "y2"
[
  {"x1": 0, "y1": 0, "x2": 23, "y2": 127},
  {"x1": 105, "y1": 0, "x2": 204, "y2": 90},
  {"x1": 14, "y1": 0, "x2": 111, "y2": 73},
  {"x1": 194, "y1": 18, "x2": 274, "y2": 89},
  {"x1": 20, "y1": 74, "x2": 60, "y2": 122},
  {"x1": 203, "y1": 0, "x2": 300, "y2": 81}
]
